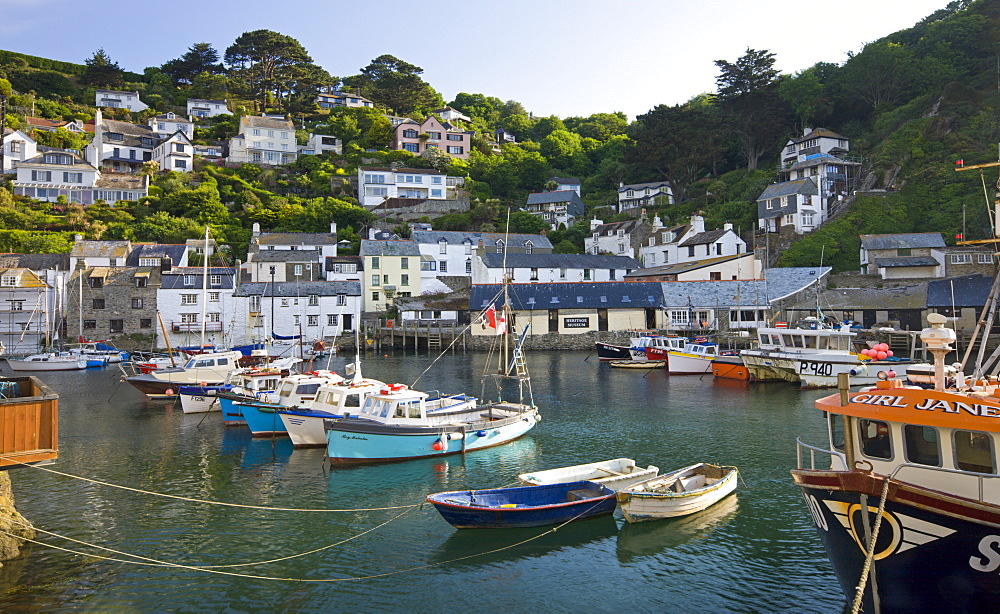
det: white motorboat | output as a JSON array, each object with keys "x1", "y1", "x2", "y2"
[
  {"x1": 6, "y1": 353, "x2": 87, "y2": 371},
  {"x1": 666, "y1": 341, "x2": 719, "y2": 374},
  {"x1": 124, "y1": 350, "x2": 245, "y2": 398},
  {"x1": 518, "y1": 458, "x2": 659, "y2": 491},
  {"x1": 278, "y1": 370, "x2": 387, "y2": 447},
  {"x1": 617, "y1": 462, "x2": 739, "y2": 523}
]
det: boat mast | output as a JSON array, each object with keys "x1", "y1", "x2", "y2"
[
  {"x1": 78, "y1": 267, "x2": 83, "y2": 342},
  {"x1": 199, "y1": 226, "x2": 209, "y2": 349}
]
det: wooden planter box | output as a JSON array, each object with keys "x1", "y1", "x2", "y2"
[{"x1": 0, "y1": 376, "x2": 58, "y2": 469}]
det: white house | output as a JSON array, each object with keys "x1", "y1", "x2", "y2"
[
  {"x1": 548, "y1": 177, "x2": 581, "y2": 196},
  {"x1": 87, "y1": 110, "x2": 155, "y2": 172},
  {"x1": 316, "y1": 91, "x2": 374, "y2": 109},
  {"x1": 151, "y1": 132, "x2": 195, "y2": 172},
  {"x1": 95, "y1": 90, "x2": 147, "y2": 111},
  {"x1": 357, "y1": 166, "x2": 455, "y2": 209},
  {"x1": 227, "y1": 115, "x2": 297, "y2": 166},
  {"x1": 587, "y1": 218, "x2": 652, "y2": 258},
  {"x1": 1, "y1": 128, "x2": 38, "y2": 173},
  {"x1": 0, "y1": 265, "x2": 62, "y2": 354},
  {"x1": 524, "y1": 191, "x2": 585, "y2": 230},
  {"x1": 157, "y1": 266, "x2": 236, "y2": 349},
  {"x1": 301, "y1": 133, "x2": 342, "y2": 156},
  {"x1": 149, "y1": 112, "x2": 193, "y2": 138},
  {"x1": 430, "y1": 106, "x2": 472, "y2": 123},
  {"x1": 472, "y1": 253, "x2": 641, "y2": 284},
  {"x1": 187, "y1": 99, "x2": 230, "y2": 118},
  {"x1": 245, "y1": 223, "x2": 339, "y2": 283},
  {"x1": 756, "y1": 178, "x2": 820, "y2": 234},
  {"x1": 13, "y1": 151, "x2": 99, "y2": 202},
  {"x1": 627, "y1": 253, "x2": 763, "y2": 282},
  {"x1": 409, "y1": 230, "x2": 553, "y2": 279},
  {"x1": 231, "y1": 280, "x2": 363, "y2": 344},
  {"x1": 617, "y1": 181, "x2": 673, "y2": 213}
]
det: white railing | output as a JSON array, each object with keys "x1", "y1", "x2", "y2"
[{"x1": 795, "y1": 437, "x2": 847, "y2": 470}]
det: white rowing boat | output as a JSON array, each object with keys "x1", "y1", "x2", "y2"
[
  {"x1": 518, "y1": 458, "x2": 659, "y2": 492},
  {"x1": 617, "y1": 462, "x2": 738, "y2": 523}
]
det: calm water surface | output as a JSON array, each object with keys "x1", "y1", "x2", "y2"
[{"x1": 0, "y1": 351, "x2": 845, "y2": 612}]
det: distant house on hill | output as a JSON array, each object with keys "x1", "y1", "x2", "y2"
[
  {"x1": 617, "y1": 181, "x2": 672, "y2": 214},
  {"x1": 227, "y1": 115, "x2": 297, "y2": 166},
  {"x1": 392, "y1": 116, "x2": 473, "y2": 160},
  {"x1": 860, "y1": 233, "x2": 946, "y2": 279},
  {"x1": 95, "y1": 90, "x2": 147, "y2": 111},
  {"x1": 187, "y1": 99, "x2": 230, "y2": 118},
  {"x1": 587, "y1": 217, "x2": 652, "y2": 258},
  {"x1": 524, "y1": 190, "x2": 585, "y2": 230}
]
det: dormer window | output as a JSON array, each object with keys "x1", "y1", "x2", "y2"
[
  {"x1": 496, "y1": 239, "x2": 505, "y2": 254},
  {"x1": 183, "y1": 275, "x2": 195, "y2": 286},
  {"x1": 1, "y1": 275, "x2": 18, "y2": 287},
  {"x1": 107, "y1": 132, "x2": 123, "y2": 141},
  {"x1": 43, "y1": 154, "x2": 71, "y2": 165},
  {"x1": 463, "y1": 240, "x2": 472, "y2": 255},
  {"x1": 141, "y1": 137, "x2": 153, "y2": 146},
  {"x1": 524, "y1": 240, "x2": 533, "y2": 254},
  {"x1": 439, "y1": 239, "x2": 447, "y2": 254}
]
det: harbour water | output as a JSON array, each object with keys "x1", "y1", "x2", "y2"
[{"x1": 0, "y1": 351, "x2": 845, "y2": 611}]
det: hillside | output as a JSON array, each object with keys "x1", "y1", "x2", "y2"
[{"x1": 0, "y1": 0, "x2": 997, "y2": 266}]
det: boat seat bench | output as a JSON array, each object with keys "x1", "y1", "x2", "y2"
[{"x1": 567, "y1": 488, "x2": 602, "y2": 502}]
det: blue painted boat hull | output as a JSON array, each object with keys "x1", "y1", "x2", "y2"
[
  {"x1": 427, "y1": 481, "x2": 617, "y2": 528},
  {"x1": 325, "y1": 407, "x2": 539, "y2": 464},
  {"x1": 238, "y1": 400, "x2": 288, "y2": 436},
  {"x1": 218, "y1": 396, "x2": 246, "y2": 426}
]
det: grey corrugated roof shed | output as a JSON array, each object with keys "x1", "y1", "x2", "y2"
[
  {"x1": 872, "y1": 256, "x2": 940, "y2": 268},
  {"x1": 410, "y1": 231, "x2": 552, "y2": 249},
  {"x1": 470, "y1": 282, "x2": 662, "y2": 311},
  {"x1": 927, "y1": 274, "x2": 993, "y2": 307},
  {"x1": 659, "y1": 267, "x2": 830, "y2": 308},
  {"x1": 234, "y1": 281, "x2": 361, "y2": 297},
  {"x1": 818, "y1": 284, "x2": 927, "y2": 310},
  {"x1": 860, "y1": 233, "x2": 945, "y2": 250},
  {"x1": 359, "y1": 240, "x2": 421, "y2": 257},
  {"x1": 251, "y1": 250, "x2": 322, "y2": 262},
  {"x1": 757, "y1": 179, "x2": 818, "y2": 201},
  {"x1": 480, "y1": 253, "x2": 641, "y2": 269}
]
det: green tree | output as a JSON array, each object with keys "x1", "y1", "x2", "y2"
[
  {"x1": 81, "y1": 48, "x2": 124, "y2": 88},
  {"x1": 714, "y1": 48, "x2": 790, "y2": 169},
  {"x1": 778, "y1": 66, "x2": 831, "y2": 130},
  {"x1": 161, "y1": 43, "x2": 223, "y2": 86},
  {"x1": 224, "y1": 30, "x2": 320, "y2": 112},
  {"x1": 344, "y1": 55, "x2": 443, "y2": 116},
  {"x1": 506, "y1": 210, "x2": 549, "y2": 234}
]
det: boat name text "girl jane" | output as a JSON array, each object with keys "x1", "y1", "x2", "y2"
[{"x1": 851, "y1": 394, "x2": 1000, "y2": 417}]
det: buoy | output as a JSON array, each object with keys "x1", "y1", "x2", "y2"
[
  {"x1": 475, "y1": 430, "x2": 487, "y2": 437},
  {"x1": 887, "y1": 370, "x2": 897, "y2": 378},
  {"x1": 432, "y1": 439, "x2": 445, "y2": 451},
  {"x1": 165, "y1": 388, "x2": 174, "y2": 396},
  {"x1": 447, "y1": 432, "x2": 462, "y2": 441}
]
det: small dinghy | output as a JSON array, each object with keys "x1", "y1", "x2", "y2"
[
  {"x1": 427, "y1": 481, "x2": 617, "y2": 529},
  {"x1": 609, "y1": 359, "x2": 665, "y2": 369},
  {"x1": 519, "y1": 458, "x2": 659, "y2": 492},
  {"x1": 617, "y1": 463, "x2": 738, "y2": 523}
]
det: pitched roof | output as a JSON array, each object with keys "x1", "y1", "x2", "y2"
[
  {"x1": 256, "y1": 232, "x2": 338, "y2": 246},
  {"x1": 818, "y1": 284, "x2": 928, "y2": 311},
  {"x1": 618, "y1": 181, "x2": 671, "y2": 193},
  {"x1": 548, "y1": 177, "x2": 580, "y2": 185},
  {"x1": 95, "y1": 172, "x2": 147, "y2": 190},
  {"x1": 188, "y1": 98, "x2": 228, "y2": 106},
  {"x1": 658, "y1": 267, "x2": 830, "y2": 308},
  {"x1": 160, "y1": 268, "x2": 236, "y2": 290},
  {"x1": 872, "y1": 256, "x2": 940, "y2": 268},
  {"x1": 678, "y1": 229, "x2": 731, "y2": 247},
  {"x1": 0, "y1": 253, "x2": 69, "y2": 270},
  {"x1": 126, "y1": 244, "x2": 185, "y2": 265},
  {"x1": 410, "y1": 230, "x2": 552, "y2": 249},
  {"x1": 927, "y1": 274, "x2": 993, "y2": 307},
  {"x1": 359, "y1": 240, "x2": 421, "y2": 257},
  {"x1": 234, "y1": 281, "x2": 361, "y2": 297},
  {"x1": 471, "y1": 282, "x2": 662, "y2": 311},
  {"x1": 784, "y1": 153, "x2": 859, "y2": 172},
  {"x1": 525, "y1": 191, "x2": 585, "y2": 206},
  {"x1": 860, "y1": 233, "x2": 946, "y2": 250},
  {"x1": 241, "y1": 115, "x2": 294, "y2": 130},
  {"x1": 18, "y1": 152, "x2": 95, "y2": 170},
  {"x1": 359, "y1": 166, "x2": 444, "y2": 175},
  {"x1": 757, "y1": 179, "x2": 818, "y2": 201},
  {"x1": 790, "y1": 127, "x2": 847, "y2": 144},
  {"x1": 480, "y1": 253, "x2": 641, "y2": 269},
  {"x1": 591, "y1": 219, "x2": 647, "y2": 237},
  {"x1": 627, "y1": 254, "x2": 752, "y2": 278},
  {"x1": 251, "y1": 249, "x2": 322, "y2": 263},
  {"x1": 71, "y1": 240, "x2": 131, "y2": 259}
]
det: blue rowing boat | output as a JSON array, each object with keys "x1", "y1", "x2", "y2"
[{"x1": 427, "y1": 481, "x2": 617, "y2": 529}]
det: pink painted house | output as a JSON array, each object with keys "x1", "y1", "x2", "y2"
[{"x1": 392, "y1": 116, "x2": 473, "y2": 160}]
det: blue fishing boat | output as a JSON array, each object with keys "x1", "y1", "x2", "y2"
[
  {"x1": 237, "y1": 371, "x2": 344, "y2": 436},
  {"x1": 427, "y1": 481, "x2": 617, "y2": 529}
]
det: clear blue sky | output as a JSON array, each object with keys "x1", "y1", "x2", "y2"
[{"x1": 2, "y1": 0, "x2": 950, "y2": 120}]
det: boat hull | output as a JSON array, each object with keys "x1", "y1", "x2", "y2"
[
  {"x1": 237, "y1": 401, "x2": 288, "y2": 436},
  {"x1": 617, "y1": 465, "x2": 738, "y2": 522},
  {"x1": 595, "y1": 342, "x2": 630, "y2": 361},
  {"x1": 177, "y1": 385, "x2": 225, "y2": 414},
  {"x1": 6, "y1": 357, "x2": 86, "y2": 371},
  {"x1": 427, "y1": 481, "x2": 617, "y2": 528},
  {"x1": 218, "y1": 396, "x2": 246, "y2": 425},
  {"x1": 279, "y1": 410, "x2": 339, "y2": 447},
  {"x1": 325, "y1": 406, "x2": 539, "y2": 464},
  {"x1": 609, "y1": 359, "x2": 665, "y2": 369},
  {"x1": 519, "y1": 459, "x2": 659, "y2": 492},
  {"x1": 666, "y1": 352, "x2": 713, "y2": 375},
  {"x1": 793, "y1": 469, "x2": 1000, "y2": 613}
]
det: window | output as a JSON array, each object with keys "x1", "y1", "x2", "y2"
[
  {"x1": 496, "y1": 240, "x2": 505, "y2": 253},
  {"x1": 174, "y1": 143, "x2": 185, "y2": 153},
  {"x1": 609, "y1": 269, "x2": 616, "y2": 280},
  {"x1": 687, "y1": 246, "x2": 695, "y2": 257},
  {"x1": 446, "y1": 146, "x2": 464, "y2": 155},
  {"x1": 955, "y1": 430, "x2": 995, "y2": 473},
  {"x1": 364, "y1": 174, "x2": 387, "y2": 184},
  {"x1": 710, "y1": 272, "x2": 722, "y2": 280},
  {"x1": 209, "y1": 275, "x2": 221, "y2": 286},
  {"x1": 403, "y1": 143, "x2": 419, "y2": 152},
  {"x1": 371, "y1": 257, "x2": 380, "y2": 269},
  {"x1": 83, "y1": 320, "x2": 96, "y2": 329},
  {"x1": 7, "y1": 300, "x2": 23, "y2": 311},
  {"x1": 951, "y1": 254, "x2": 973, "y2": 264},
  {"x1": 327, "y1": 314, "x2": 339, "y2": 326},
  {"x1": 281, "y1": 298, "x2": 290, "y2": 307},
  {"x1": 530, "y1": 268, "x2": 539, "y2": 281},
  {"x1": 372, "y1": 291, "x2": 380, "y2": 301},
  {"x1": 897, "y1": 248, "x2": 912, "y2": 257},
  {"x1": 181, "y1": 313, "x2": 198, "y2": 324},
  {"x1": 583, "y1": 269, "x2": 592, "y2": 281},
  {"x1": 138, "y1": 258, "x2": 160, "y2": 267},
  {"x1": 447, "y1": 134, "x2": 463, "y2": 141},
  {"x1": 464, "y1": 242, "x2": 472, "y2": 255},
  {"x1": 93, "y1": 298, "x2": 105, "y2": 309},
  {"x1": 829, "y1": 413, "x2": 845, "y2": 452},
  {"x1": 430, "y1": 189, "x2": 442, "y2": 197},
  {"x1": 979, "y1": 254, "x2": 994, "y2": 264},
  {"x1": 307, "y1": 315, "x2": 318, "y2": 326},
  {"x1": 904, "y1": 425, "x2": 940, "y2": 466},
  {"x1": 181, "y1": 294, "x2": 198, "y2": 305},
  {"x1": 175, "y1": 160, "x2": 187, "y2": 169},
  {"x1": 208, "y1": 312, "x2": 221, "y2": 323},
  {"x1": 560, "y1": 268, "x2": 567, "y2": 279},
  {"x1": 401, "y1": 257, "x2": 409, "y2": 269},
  {"x1": 131, "y1": 298, "x2": 143, "y2": 309},
  {"x1": 140, "y1": 318, "x2": 152, "y2": 329},
  {"x1": 250, "y1": 296, "x2": 261, "y2": 311},
  {"x1": 465, "y1": 259, "x2": 472, "y2": 274},
  {"x1": 0, "y1": 276, "x2": 16, "y2": 287},
  {"x1": 670, "y1": 310, "x2": 690, "y2": 326},
  {"x1": 31, "y1": 170, "x2": 52, "y2": 182},
  {"x1": 294, "y1": 265, "x2": 303, "y2": 277},
  {"x1": 372, "y1": 274, "x2": 380, "y2": 287},
  {"x1": 403, "y1": 129, "x2": 418, "y2": 138},
  {"x1": 525, "y1": 241, "x2": 533, "y2": 254},
  {"x1": 427, "y1": 131, "x2": 441, "y2": 140},
  {"x1": 336, "y1": 294, "x2": 346, "y2": 306},
  {"x1": 439, "y1": 240, "x2": 448, "y2": 254},
  {"x1": 859, "y1": 419, "x2": 892, "y2": 459},
  {"x1": 63, "y1": 172, "x2": 83, "y2": 183},
  {"x1": 267, "y1": 130, "x2": 275, "y2": 138},
  {"x1": 366, "y1": 186, "x2": 388, "y2": 197},
  {"x1": 383, "y1": 275, "x2": 389, "y2": 284},
  {"x1": 439, "y1": 260, "x2": 447, "y2": 273},
  {"x1": 110, "y1": 320, "x2": 124, "y2": 333},
  {"x1": 209, "y1": 292, "x2": 220, "y2": 302},
  {"x1": 183, "y1": 275, "x2": 195, "y2": 286}
]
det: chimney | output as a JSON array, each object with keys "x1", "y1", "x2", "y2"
[
  {"x1": 652, "y1": 215, "x2": 664, "y2": 231},
  {"x1": 252, "y1": 222, "x2": 261, "y2": 236},
  {"x1": 690, "y1": 215, "x2": 705, "y2": 234},
  {"x1": 478, "y1": 239, "x2": 484, "y2": 249},
  {"x1": 590, "y1": 218, "x2": 603, "y2": 231},
  {"x1": 330, "y1": 221, "x2": 337, "y2": 235},
  {"x1": 724, "y1": 222, "x2": 733, "y2": 232}
]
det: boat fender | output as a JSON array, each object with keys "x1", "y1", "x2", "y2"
[
  {"x1": 475, "y1": 430, "x2": 487, "y2": 437},
  {"x1": 850, "y1": 364, "x2": 868, "y2": 377},
  {"x1": 432, "y1": 437, "x2": 446, "y2": 451},
  {"x1": 447, "y1": 432, "x2": 463, "y2": 441},
  {"x1": 165, "y1": 388, "x2": 174, "y2": 396}
]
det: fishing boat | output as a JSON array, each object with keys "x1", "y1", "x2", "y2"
[
  {"x1": 518, "y1": 458, "x2": 659, "y2": 491},
  {"x1": 641, "y1": 335, "x2": 688, "y2": 361},
  {"x1": 666, "y1": 341, "x2": 719, "y2": 374},
  {"x1": 216, "y1": 368, "x2": 291, "y2": 426},
  {"x1": 66, "y1": 342, "x2": 128, "y2": 366},
  {"x1": 427, "y1": 481, "x2": 617, "y2": 529},
  {"x1": 278, "y1": 375, "x2": 385, "y2": 447},
  {"x1": 740, "y1": 320, "x2": 914, "y2": 388},
  {"x1": 176, "y1": 356, "x2": 299, "y2": 414},
  {"x1": 595, "y1": 334, "x2": 686, "y2": 362},
  {"x1": 710, "y1": 353, "x2": 751, "y2": 380},
  {"x1": 594, "y1": 341, "x2": 632, "y2": 361},
  {"x1": 791, "y1": 312, "x2": 1000, "y2": 611},
  {"x1": 616, "y1": 463, "x2": 738, "y2": 523},
  {"x1": 123, "y1": 350, "x2": 245, "y2": 398},
  {"x1": 6, "y1": 352, "x2": 87, "y2": 371},
  {"x1": 235, "y1": 370, "x2": 344, "y2": 436},
  {"x1": 324, "y1": 269, "x2": 539, "y2": 464}
]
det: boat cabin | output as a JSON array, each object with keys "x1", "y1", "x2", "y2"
[
  {"x1": 358, "y1": 385, "x2": 478, "y2": 426},
  {"x1": 268, "y1": 371, "x2": 344, "y2": 406},
  {"x1": 311, "y1": 379, "x2": 386, "y2": 415},
  {"x1": 677, "y1": 342, "x2": 719, "y2": 358},
  {"x1": 757, "y1": 326, "x2": 855, "y2": 352},
  {"x1": 813, "y1": 379, "x2": 1000, "y2": 504}
]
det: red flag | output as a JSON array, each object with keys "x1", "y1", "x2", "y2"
[
  {"x1": 956, "y1": 233, "x2": 964, "y2": 239},
  {"x1": 956, "y1": 159, "x2": 964, "y2": 166},
  {"x1": 481, "y1": 304, "x2": 506, "y2": 335}
]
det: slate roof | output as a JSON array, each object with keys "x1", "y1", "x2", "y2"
[
  {"x1": 234, "y1": 281, "x2": 361, "y2": 297},
  {"x1": 818, "y1": 284, "x2": 927, "y2": 311},
  {"x1": 679, "y1": 229, "x2": 730, "y2": 247},
  {"x1": 927, "y1": 274, "x2": 994, "y2": 307},
  {"x1": 242, "y1": 116, "x2": 294, "y2": 130},
  {"x1": 757, "y1": 178, "x2": 818, "y2": 201},
  {"x1": 18, "y1": 152, "x2": 95, "y2": 170},
  {"x1": 658, "y1": 267, "x2": 830, "y2": 308},
  {"x1": 470, "y1": 282, "x2": 662, "y2": 311},
  {"x1": 790, "y1": 127, "x2": 847, "y2": 144},
  {"x1": 783, "y1": 153, "x2": 859, "y2": 171},
  {"x1": 860, "y1": 233, "x2": 946, "y2": 250},
  {"x1": 645, "y1": 223, "x2": 691, "y2": 247},
  {"x1": 479, "y1": 253, "x2": 641, "y2": 269},
  {"x1": 0, "y1": 253, "x2": 69, "y2": 270},
  {"x1": 188, "y1": 99, "x2": 228, "y2": 106},
  {"x1": 102, "y1": 119, "x2": 157, "y2": 149},
  {"x1": 71, "y1": 240, "x2": 131, "y2": 259},
  {"x1": 126, "y1": 243, "x2": 186, "y2": 266},
  {"x1": 548, "y1": 177, "x2": 580, "y2": 185},
  {"x1": 872, "y1": 256, "x2": 940, "y2": 268},
  {"x1": 410, "y1": 231, "x2": 552, "y2": 249},
  {"x1": 96, "y1": 172, "x2": 147, "y2": 190},
  {"x1": 161, "y1": 268, "x2": 236, "y2": 290},
  {"x1": 359, "y1": 240, "x2": 421, "y2": 257},
  {"x1": 591, "y1": 219, "x2": 647, "y2": 237},
  {"x1": 152, "y1": 113, "x2": 192, "y2": 124},
  {"x1": 626, "y1": 254, "x2": 751, "y2": 279},
  {"x1": 618, "y1": 181, "x2": 671, "y2": 193},
  {"x1": 87, "y1": 266, "x2": 158, "y2": 286},
  {"x1": 251, "y1": 249, "x2": 322, "y2": 263},
  {"x1": 526, "y1": 191, "x2": 584, "y2": 206},
  {"x1": 256, "y1": 232, "x2": 338, "y2": 246},
  {"x1": 359, "y1": 166, "x2": 444, "y2": 175}
]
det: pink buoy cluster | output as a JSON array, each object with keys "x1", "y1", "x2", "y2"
[{"x1": 861, "y1": 343, "x2": 893, "y2": 360}]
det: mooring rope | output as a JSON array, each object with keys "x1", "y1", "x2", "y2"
[
  {"x1": 7, "y1": 507, "x2": 413, "y2": 569},
  {"x1": 851, "y1": 476, "x2": 891, "y2": 614},
  {"x1": 0, "y1": 456, "x2": 419, "y2": 512},
  {"x1": 0, "y1": 498, "x2": 611, "y2": 582}
]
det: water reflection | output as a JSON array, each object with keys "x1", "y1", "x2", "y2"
[{"x1": 616, "y1": 494, "x2": 740, "y2": 563}]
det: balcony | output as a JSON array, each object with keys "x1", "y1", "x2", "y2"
[{"x1": 172, "y1": 322, "x2": 224, "y2": 333}]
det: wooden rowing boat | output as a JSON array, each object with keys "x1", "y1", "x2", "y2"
[
  {"x1": 617, "y1": 463, "x2": 738, "y2": 523},
  {"x1": 518, "y1": 458, "x2": 659, "y2": 491}
]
